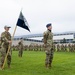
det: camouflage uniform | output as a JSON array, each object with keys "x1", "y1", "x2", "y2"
[
  {"x1": 61, "y1": 44, "x2": 64, "y2": 52},
  {"x1": 26, "y1": 45, "x2": 28, "y2": 51},
  {"x1": 71, "y1": 44, "x2": 74, "y2": 52},
  {"x1": 64, "y1": 44, "x2": 67, "y2": 52},
  {"x1": 24, "y1": 45, "x2": 28, "y2": 51},
  {"x1": 18, "y1": 40, "x2": 24, "y2": 57},
  {"x1": 36, "y1": 44, "x2": 38, "y2": 51},
  {"x1": 57, "y1": 44, "x2": 60, "y2": 52},
  {"x1": 73, "y1": 44, "x2": 75, "y2": 52},
  {"x1": 39, "y1": 45, "x2": 42, "y2": 51},
  {"x1": 53, "y1": 44, "x2": 56, "y2": 52},
  {"x1": 42, "y1": 44, "x2": 45, "y2": 51},
  {"x1": 29, "y1": 45, "x2": 30, "y2": 51},
  {"x1": 68, "y1": 44, "x2": 71, "y2": 52},
  {"x1": 43, "y1": 29, "x2": 54, "y2": 68},
  {"x1": 0, "y1": 31, "x2": 11, "y2": 68},
  {"x1": 12, "y1": 45, "x2": 16, "y2": 51}
]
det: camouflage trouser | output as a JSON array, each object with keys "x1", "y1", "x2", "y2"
[
  {"x1": 0, "y1": 47, "x2": 11, "y2": 66},
  {"x1": 45, "y1": 47, "x2": 54, "y2": 65},
  {"x1": 18, "y1": 50, "x2": 23, "y2": 57}
]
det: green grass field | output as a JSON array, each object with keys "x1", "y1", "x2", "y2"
[{"x1": 0, "y1": 51, "x2": 75, "y2": 75}]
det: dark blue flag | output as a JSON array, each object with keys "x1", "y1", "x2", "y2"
[{"x1": 16, "y1": 11, "x2": 30, "y2": 32}]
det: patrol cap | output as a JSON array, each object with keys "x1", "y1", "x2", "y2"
[
  {"x1": 46, "y1": 23, "x2": 52, "y2": 28},
  {"x1": 4, "y1": 25, "x2": 11, "y2": 28}
]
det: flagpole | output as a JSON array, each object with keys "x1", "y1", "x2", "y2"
[
  {"x1": 1, "y1": 26, "x2": 17, "y2": 70},
  {"x1": 12, "y1": 26, "x2": 17, "y2": 40}
]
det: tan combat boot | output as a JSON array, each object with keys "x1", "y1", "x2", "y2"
[
  {"x1": 8, "y1": 65, "x2": 11, "y2": 69},
  {"x1": 48, "y1": 63, "x2": 52, "y2": 69},
  {"x1": 45, "y1": 63, "x2": 49, "y2": 69}
]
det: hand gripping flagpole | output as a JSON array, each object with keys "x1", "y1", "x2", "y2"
[{"x1": 1, "y1": 26, "x2": 17, "y2": 70}]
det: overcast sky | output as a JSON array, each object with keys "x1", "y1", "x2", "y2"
[{"x1": 0, "y1": 0, "x2": 75, "y2": 36}]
